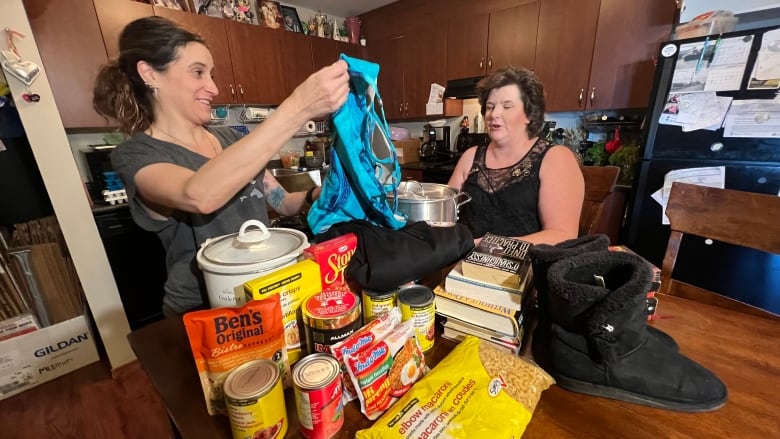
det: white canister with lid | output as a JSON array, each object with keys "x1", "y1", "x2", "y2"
[{"x1": 196, "y1": 220, "x2": 309, "y2": 308}]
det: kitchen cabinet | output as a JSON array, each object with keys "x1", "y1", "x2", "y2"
[
  {"x1": 367, "y1": 26, "x2": 448, "y2": 120},
  {"x1": 279, "y1": 32, "x2": 315, "y2": 97},
  {"x1": 311, "y1": 39, "x2": 361, "y2": 71},
  {"x1": 226, "y1": 21, "x2": 314, "y2": 104},
  {"x1": 446, "y1": 1, "x2": 539, "y2": 80},
  {"x1": 95, "y1": 0, "x2": 153, "y2": 59},
  {"x1": 225, "y1": 21, "x2": 285, "y2": 104},
  {"x1": 152, "y1": 7, "x2": 236, "y2": 105},
  {"x1": 23, "y1": 0, "x2": 114, "y2": 129},
  {"x1": 535, "y1": 0, "x2": 676, "y2": 112}
]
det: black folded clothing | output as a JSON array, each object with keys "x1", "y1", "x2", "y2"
[{"x1": 317, "y1": 220, "x2": 475, "y2": 292}]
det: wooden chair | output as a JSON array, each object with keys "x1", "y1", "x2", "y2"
[
  {"x1": 579, "y1": 165, "x2": 620, "y2": 237},
  {"x1": 661, "y1": 182, "x2": 780, "y2": 321}
]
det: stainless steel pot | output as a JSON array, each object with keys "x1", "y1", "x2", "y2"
[{"x1": 389, "y1": 181, "x2": 471, "y2": 226}]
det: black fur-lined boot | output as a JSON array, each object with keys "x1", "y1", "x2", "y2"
[
  {"x1": 544, "y1": 250, "x2": 727, "y2": 412},
  {"x1": 529, "y1": 234, "x2": 677, "y2": 362}
]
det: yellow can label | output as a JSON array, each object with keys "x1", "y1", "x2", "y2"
[
  {"x1": 398, "y1": 286, "x2": 435, "y2": 352},
  {"x1": 226, "y1": 376, "x2": 288, "y2": 439},
  {"x1": 362, "y1": 290, "x2": 397, "y2": 323}
]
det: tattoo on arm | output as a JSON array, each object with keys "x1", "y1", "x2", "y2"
[{"x1": 266, "y1": 186, "x2": 285, "y2": 212}]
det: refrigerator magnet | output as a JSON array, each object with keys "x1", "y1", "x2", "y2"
[{"x1": 661, "y1": 44, "x2": 677, "y2": 58}]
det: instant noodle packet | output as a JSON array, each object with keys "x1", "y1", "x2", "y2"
[
  {"x1": 344, "y1": 319, "x2": 425, "y2": 420},
  {"x1": 355, "y1": 336, "x2": 555, "y2": 438},
  {"x1": 329, "y1": 307, "x2": 402, "y2": 403},
  {"x1": 183, "y1": 296, "x2": 288, "y2": 416}
]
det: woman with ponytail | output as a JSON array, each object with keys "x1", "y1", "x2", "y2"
[{"x1": 93, "y1": 16, "x2": 348, "y2": 315}]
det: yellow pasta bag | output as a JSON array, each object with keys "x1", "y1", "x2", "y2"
[{"x1": 356, "y1": 335, "x2": 554, "y2": 438}]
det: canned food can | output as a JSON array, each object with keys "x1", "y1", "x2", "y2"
[
  {"x1": 303, "y1": 288, "x2": 362, "y2": 353},
  {"x1": 362, "y1": 288, "x2": 397, "y2": 323},
  {"x1": 224, "y1": 359, "x2": 288, "y2": 439},
  {"x1": 293, "y1": 353, "x2": 344, "y2": 439},
  {"x1": 398, "y1": 285, "x2": 436, "y2": 352}
]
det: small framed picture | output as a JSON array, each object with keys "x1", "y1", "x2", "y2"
[
  {"x1": 258, "y1": 0, "x2": 283, "y2": 29},
  {"x1": 232, "y1": 0, "x2": 259, "y2": 25},
  {"x1": 189, "y1": 0, "x2": 223, "y2": 18},
  {"x1": 280, "y1": 5, "x2": 303, "y2": 33},
  {"x1": 154, "y1": 0, "x2": 189, "y2": 11}
]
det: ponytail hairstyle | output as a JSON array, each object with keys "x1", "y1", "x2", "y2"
[
  {"x1": 475, "y1": 66, "x2": 546, "y2": 139},
  {"x1": 93, "y1": 16, "x2": 206, "y2": 135}
]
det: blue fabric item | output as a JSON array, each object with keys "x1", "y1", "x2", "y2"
[{"x1": 307, "y1": 54, "x2": 407, "y2": 234}]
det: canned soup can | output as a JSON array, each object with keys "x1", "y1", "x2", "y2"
[
  {"x1": 362, "y1": 288, "x2": 397, "y2": 323},
  {"x1": 398, "y1": 285, "x2": 436, "y2": 352},
  {"x1": 224, "y1": 359, "x2": 287, "y2": 439},
  {"x1": 303, "y1": 288, "x2": 362, "y2": 353},
  {"x1": 293, "y1": 353, "x2": 344, "y2": 439}
]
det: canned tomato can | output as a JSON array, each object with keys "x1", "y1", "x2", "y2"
[
  {"x1": 303, "y1": 288, "x2": 362, "y2": 353},
  {"x1": 398, "y1": 285, "x2": 436, "y2": 352},
  {"x1": 362, "y1": 288, "x2": 397, "y2": 323},
  {"x1": 293, "y1": 353, "x2": 344, "y2": 439},
  {"x1": 223, "y1": 359, "x2": 287, "y2": 439}
]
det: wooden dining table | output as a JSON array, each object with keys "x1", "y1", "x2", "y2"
[{"x1": 128, "y1": 293, "x2": 780, "y2": 438}]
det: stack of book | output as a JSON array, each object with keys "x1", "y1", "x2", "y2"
[{"x1": 435, "y1": 233, "x2": 534, "y2": 354}]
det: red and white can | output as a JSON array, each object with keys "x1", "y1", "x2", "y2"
[{"x1": 293, "y1": 353, "x2": 344, "y2": 439}]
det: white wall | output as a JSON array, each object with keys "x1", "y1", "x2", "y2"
[
  {"x1": 680, "y1": 0, "x2": 780, "y2": 22},
  {"x1": 1, "y1": 0, "x2": 135, "y2": 370}
]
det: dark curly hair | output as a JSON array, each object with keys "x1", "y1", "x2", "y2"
[
  {"x1": 92, "y1": 16, "x2": 206, "y2": 135},
  {"x1": 475, "y1": 66, "x2": 546, "y2": 138}
]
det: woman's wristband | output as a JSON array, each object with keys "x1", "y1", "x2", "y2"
[{"x1": 305, "y1": 187, "x2": 316, "y2": 205}]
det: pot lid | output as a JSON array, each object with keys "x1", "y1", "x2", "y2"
[{"x1": 200, "y1": 220, "x2": 308, "y2": 267}]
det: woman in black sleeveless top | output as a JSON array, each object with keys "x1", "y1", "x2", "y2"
[{"x1": 448, "y1": 67, "x2": 584, "y2": 245}]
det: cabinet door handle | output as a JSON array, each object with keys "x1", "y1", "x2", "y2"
[
  {"x1": 229, "y1": 83, "x2": 235, "y2": 100},
  {"x1": 488, "y1": 57, "x2": 493, "y2": 70},
  {"x1": 239, "y1": 84, "x2": 245, "y2": 98},
  {"x1": 399, "y1": 103, "x2": 404, "y2": 113},
  {"x1": 404, "y1": 102, "x2": 409, "y2": 114},
  {"x1": 590, "y1": 87, "x2": 596, "y2": 104},
  {"x1": 578, "y1": 88, "x2": 584, "y2": 106},
  {"x1": 479, "y1": 57, "x2": 484, "y2": 70}
]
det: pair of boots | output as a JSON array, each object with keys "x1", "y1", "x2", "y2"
[{"x1": 529, "y1": 235, "x2": 727, "y2": 412}]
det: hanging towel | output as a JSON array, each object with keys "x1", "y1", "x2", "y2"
[{"x1": 307, "y1": 54, "x2": 407, "y2": 235}]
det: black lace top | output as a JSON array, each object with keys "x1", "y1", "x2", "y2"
[{"x1": 458, "y1": 139, "x2": 553, "y2": 238}]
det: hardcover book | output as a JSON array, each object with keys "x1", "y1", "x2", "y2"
[
  {"x1": 461, "y1": 233, "x2": 533, "y2": 289},
  {"x1": 433, "y1": 286, "x2": 525, "y2": 338},
  {"x1": 440, "y1": 315, "x2": 523, "y2": 355},
  {"x1": 444, "y1": 262, "x2": 529, "y2": 311}
]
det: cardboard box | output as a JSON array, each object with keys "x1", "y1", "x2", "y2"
[
  {"x1": 243, "y1": 259, "x2": 322, "y2": 364},
  {"x1": 394, "y1": 139, "x2": 421, "y2": 164},
  {"x1": 303, "y1": 233, "x2": 357, "y2": 290},
  {"x1": 0, "y1": 315, "x2": 99, "y2": 400}
]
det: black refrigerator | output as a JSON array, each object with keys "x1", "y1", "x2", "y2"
[{"x1": 625, "y1": 25, "x2": 780, "y2": 314}]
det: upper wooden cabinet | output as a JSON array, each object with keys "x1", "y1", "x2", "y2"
[
  {"x1": 312, "y1": 39, "x2": 361, "y2": 71},
  {"x1": 95, "y1": 0, "x2": 153, "y2": 59},
  {"x1": 280, "y1": 32, "x2": 315, "y2": 97},
  {"x1": 225, "y1": 21, "x2": 288, "y2": 104},
  {"x1": 152, "y1": 7, "x2": 236, "y2": 105},
  {"x1": 367, "y1": 26, "x2": 448, "y2": 120},
  {"x1": 535, "y1": 0, "x2": 676, "y2": 112},
  {"x1": 447, "y1": 1, "x2": 539, "y2": 80},
  {"x1": 23, "y1": 0, "x2": 112, "y2": 129}
]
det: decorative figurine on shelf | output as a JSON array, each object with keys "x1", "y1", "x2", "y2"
[{"x1": 314, "y1": 11, "x2": 327, "y2": 37}]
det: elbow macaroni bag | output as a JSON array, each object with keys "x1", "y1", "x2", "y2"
[{"x1": 356, "y1": 336, "x2": 554, "y2": 438}]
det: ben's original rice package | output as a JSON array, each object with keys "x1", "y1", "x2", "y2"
[
  {"x1": 183, "y1": 297, "x2": 288, "y2": 415},
  {"x1": 356, "y1": 336, "x2": 554, "y2": 438}
]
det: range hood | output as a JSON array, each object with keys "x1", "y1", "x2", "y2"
[{"x1": 443, "y1": 76, "x2": 484, "y2": 99}]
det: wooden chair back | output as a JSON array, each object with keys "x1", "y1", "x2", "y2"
[
  {"x1": 579, "y1": 165, "x2": 620, "y2": 237},
  {"x1": 661, "y1": 182, "x2": 780, "y2": 320}
]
